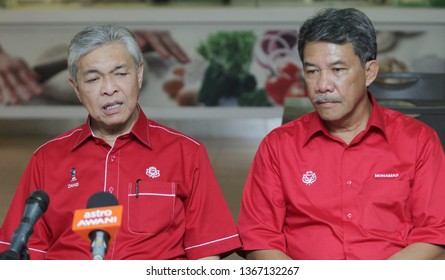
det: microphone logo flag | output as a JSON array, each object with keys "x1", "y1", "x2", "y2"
[{"x1": 72, "y1": 205, "x2": 123, "y2": 242}]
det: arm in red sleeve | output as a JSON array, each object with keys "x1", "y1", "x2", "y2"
[
  {"x1": 183, "y1": 144, "x2": 241, "y2": 259},
  {"x1": 238, "y1": 134, "x2": 288, "y2": 256},
  {"x1": 407, "y1": 128, "x2": 445, "y2": 248}
]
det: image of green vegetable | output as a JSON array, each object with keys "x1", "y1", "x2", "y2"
[{"x1": 197, "y1": 30, "x2": 268, "y2": 106}]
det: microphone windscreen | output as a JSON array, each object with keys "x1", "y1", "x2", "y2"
[
  {"x1": 86, "y1": 192, "x2": 118, "y2": 208},
  {"x1": 72, "y1": 192, "x2": 122, "y2": 243},
  {"x1": 26, "y1": 190, "x2": 50, "y2": 213}
]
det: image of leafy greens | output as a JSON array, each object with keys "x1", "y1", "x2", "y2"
[{"x1": 197, "y1": 31, "x2": 270, "y2": 106}]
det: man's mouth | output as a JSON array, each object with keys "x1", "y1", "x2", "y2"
[{"x1": 103, "y1": 103, "x2": 122, "y2": 111}]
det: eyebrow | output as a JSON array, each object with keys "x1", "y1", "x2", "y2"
[
  {"x1": 112, "y1": 64, "x2": 129, "y2": 72},
  {"x1": 304, "y1": 60, "x2": 347, "y2": 68},
  {"x1": 82, "y1": 63, "x2": 129, "y2": 76}
]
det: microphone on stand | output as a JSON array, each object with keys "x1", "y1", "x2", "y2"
[
  {"x1": 72, "y1": 192, "x2": 122, "y2": 260},
  {"x1": 0, "y1": 190, "x2": 50, "y2": 260}
]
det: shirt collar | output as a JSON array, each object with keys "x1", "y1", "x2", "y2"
[
  {"x1": 367, "y1": 94, "x2": 387, "y2": 138},
  {"x1": 130, "y1": 106, "x2": 152, "y2": 149},
  {"x1": 72, "y1": 119, "x2": 93, "y2": 150},
  {"x1": 303, "y1": 93, "x2": 387, "y2": 145},
  {"x1": 72, "y1": 104, "x2": 152, "y2": 150}
]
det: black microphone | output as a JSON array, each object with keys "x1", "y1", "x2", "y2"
[
  {"x1": 72, "y1": 192, "x2": 122, "y2": 260},
  {"x1": 0, "y1": 249, "x2": 21, "y2": 260},
  {"x1": 3, "y1": 190, "x2": 50, "y2": 260}
]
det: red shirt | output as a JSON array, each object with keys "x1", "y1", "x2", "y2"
[
  {"x1": 0, "y1": 108, "x2": 241, "y2": 259},
  {"x1": 238, "y1": 95, "x2": 445, "y2": 259}
]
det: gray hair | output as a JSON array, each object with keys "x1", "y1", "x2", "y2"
[
  {"x1": 297, "y1": 8, "x2": 377, "y2": 66},
  {"x1": 68, "y1": 24, "x2": 143, "y2": 81}
]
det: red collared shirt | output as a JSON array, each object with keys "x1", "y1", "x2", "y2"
[
  {"x1": 0, "y1": 109, "x2": 241, "y2": 259},
  {"x1": 238, "y1": 96, "x2": 445, "y2": 259}
]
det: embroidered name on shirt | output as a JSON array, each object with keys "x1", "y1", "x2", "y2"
[
  {"x1": 302, "y1": 171, "x2": 317, "y2": 186},
  {"x1": 68, "y1": 167, "x2": 80, "y2": 188},
  {"x1": 374, "y1": 173, "x2": 400, "y2": 178}
]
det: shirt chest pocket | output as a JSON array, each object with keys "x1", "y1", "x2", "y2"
[
  {"x1": 359, "y1": 178, "x2": 411, "y2": 233},
  {"x1": 127, "y1": 181, "x2": 176, "y2": 235}
]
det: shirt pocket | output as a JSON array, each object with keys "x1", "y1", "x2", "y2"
[
  {"x1": 127, "y1": 181, "x2": 176, "y2": 235},
  {"x1": 359, "y1": 178, "x2": 411, "y2": 233}
]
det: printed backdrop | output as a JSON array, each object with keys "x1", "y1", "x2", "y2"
[{"x1": 1, "y1": 25, "x2": 305, "y2": 108}]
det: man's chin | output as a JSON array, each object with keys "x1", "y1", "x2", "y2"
[{"x1": 316, "y1": 111, "x2": 342, "y2": 123}]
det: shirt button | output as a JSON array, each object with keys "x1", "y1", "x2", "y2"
[
  {"x1": 110, "y1": 155, "x2": 116, "y2": 162},
  {"x1": 109, "y1": 187, "x2": 114, "y2": 193},
  {"x1": 346, "y1": 180, "x2": 352, "y2": 187},
  {"x1": 346, "y1": 213, "x2": 353, "y2": 219}
]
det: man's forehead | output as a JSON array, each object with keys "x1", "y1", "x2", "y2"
[
  {"x1": 77, "y1": 44, "x2": 133, "y2": 73},
  {"x1": 303, "y1": 42, "x2": 356, "y2": 62}
]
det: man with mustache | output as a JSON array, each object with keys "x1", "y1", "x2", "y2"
[{"x1": 237, "y1": 8, "x2": 445, "y2": 260}]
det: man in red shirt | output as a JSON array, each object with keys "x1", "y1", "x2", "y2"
[
  {"x1": 0, "y1": 24, "x2": 241, "y2": 259},
  {"x1": 238, "y1": 8, "x2": 445, "y2": 260}
]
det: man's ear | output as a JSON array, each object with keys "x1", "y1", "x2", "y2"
[
  {"x1": 365, "y1": 60, "x2": 379, "y2": 87},
  {"x1": 137, "y1": 63, "x2": 144, "y2": 89},
  {"x1": 69, "y1": 78, "x2": 82, "y2": 104}
]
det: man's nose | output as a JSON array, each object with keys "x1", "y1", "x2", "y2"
[
  {"x1": 315, "y1": 71, "x2": 334, "y2": 93},
  {"x1": 101, "y1": 76, "x2": 118, "y2": 96}
]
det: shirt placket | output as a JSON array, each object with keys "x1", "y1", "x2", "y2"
[
  {"x1": 341, "y1": 146, "x2": 359, "y2": 259},
  {"x1": 105, "y1": 144, "x2": 120, "y2": 196}
]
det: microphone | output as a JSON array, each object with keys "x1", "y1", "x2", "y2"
[
  {"x1": 72, "y1": 192, "x2": 122, "y2": 260},
  {"x1": 3, "y1": 190, "x2": 50, "y2": 260},
  {"x1": 0, "y1": 249, "x2": 21, "y2": 260}
]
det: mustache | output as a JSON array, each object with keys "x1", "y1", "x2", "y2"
[{"x1": 313, "y1": 94, "x2": 342, "y2": 104}]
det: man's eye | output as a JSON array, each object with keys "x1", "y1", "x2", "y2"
[
  {"x1": 333, "y1": 68, "x2": 345, "y2": 72},
  {"x1": 86, "y1": 77, "x2": 99, "y2": 83},
  {"x1": 305, "y1": 69, "x2": 318, "y2": 75},
  {"x1": 116, "y1": 72, "x2": 128, "y2": 76}
]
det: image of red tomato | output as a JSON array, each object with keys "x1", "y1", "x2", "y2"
[
  {"x1": 265, "y1": 61, "x2": 306, "y2": 105},
  {"x1": 265, "y1": 73, "x2": 293, "y2": 105}
]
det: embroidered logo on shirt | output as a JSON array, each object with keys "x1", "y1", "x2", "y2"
[
  {"x1": 374, "y1": 173, "x2": 400, "y2": 178},
  {"x1": 302, "y1": 171, "x2": 317, "y2": 185},
  {"x1": 68, "y1": 167, "x2": 79, "y2": 189},
  {"x1": 146, "y1": 166, "x2": 160, "y2": 179}
]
